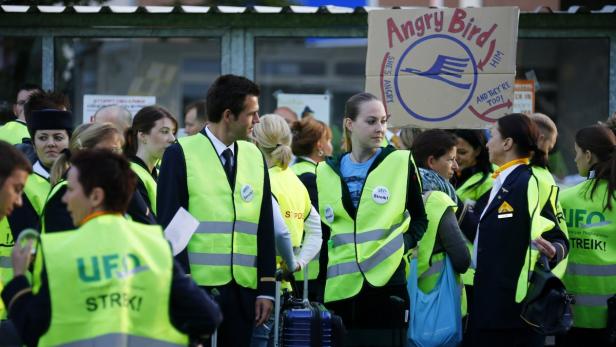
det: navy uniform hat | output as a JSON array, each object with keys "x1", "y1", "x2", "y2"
[{"x1": 27, "y1": 109, "x2": 74, "y2": 138}]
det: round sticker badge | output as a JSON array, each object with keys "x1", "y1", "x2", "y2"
[
  {"x1": 241, "y1": 184, "x2": 254, "y2": 202},
  {"x1": 325, "y1": 205, "x2": 334, "y2": 223},
  {"x1": 372, "y1": 186, "x2": 390, "y2": 204}
]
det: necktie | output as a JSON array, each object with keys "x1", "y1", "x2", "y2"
[{"x1": 222, "y1": 148, "x2": 234, "y2": 185}]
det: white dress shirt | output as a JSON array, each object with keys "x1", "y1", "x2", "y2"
[{"x1": 472, "y1": 163, "x2": 524, "y2": 268}]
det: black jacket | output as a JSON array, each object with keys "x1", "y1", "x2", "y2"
[{"x1": 470, "y1": 165, "x2": 568, "y2": 330}]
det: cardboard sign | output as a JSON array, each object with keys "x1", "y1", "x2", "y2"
[
  {"x1": 513, "y1": 80, "x2": 535, "y2": 114},
  {"x1": 366, "y1": 7, "x2": 519, "y2": 129},
  {"x1": 277, "y1": 93, "x2": 331, "y2": 124},
  {"x1": 83, "y1": 94, "x2": 156, "y2": 124}
]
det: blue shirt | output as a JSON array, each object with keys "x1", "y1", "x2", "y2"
[{"x1": 340, "y1": 148, "x2": 382, "y2": 208}]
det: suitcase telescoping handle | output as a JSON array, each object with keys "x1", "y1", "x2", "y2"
[{"x1": 273, "y1": 266, "x2": 309, "y2": 347}]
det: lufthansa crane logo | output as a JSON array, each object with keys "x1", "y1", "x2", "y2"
[{"x1": 394, "y1": 34, "x2": 477, "y2": 122}]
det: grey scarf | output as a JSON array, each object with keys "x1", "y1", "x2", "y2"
[{"x1": 419, "y1": 167, "x2": 458, "y2": 204}]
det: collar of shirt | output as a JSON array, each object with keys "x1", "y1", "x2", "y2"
[
  {"x1": 205, "y1": 125, "x2": 235, "y2": 160},
  {"x1": 33, "y1": 160, "x2": 50, "y2": 180},
  {"x1": 298, "y1": 156, "x2": 317, "y2": 165}
]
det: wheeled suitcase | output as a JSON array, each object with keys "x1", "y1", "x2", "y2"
[{"x1": 274, "y1": 268, "x2": 345, "y2": 347}]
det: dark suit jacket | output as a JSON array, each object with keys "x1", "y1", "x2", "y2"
[{"x1": 470, "y1": 165, "x2": 568, "y2": 330}]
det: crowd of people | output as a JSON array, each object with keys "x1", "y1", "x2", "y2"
[{"x1": 0, "y1": 75, "x2": 613, "y2": 347}]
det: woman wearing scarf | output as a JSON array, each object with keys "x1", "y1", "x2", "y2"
[{"x1": 409, "y1": 129, "x2": 471, "y2": 289}]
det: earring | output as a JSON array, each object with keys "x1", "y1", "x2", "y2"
[{"x1": 318, "y1": 150, "x2": 324, "y2": 157}]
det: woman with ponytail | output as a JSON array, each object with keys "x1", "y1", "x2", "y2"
[
  {"x1": 469, "y1": 113, "x2": 569, "y2": 346},
  {"x1": 250, "y1": 114, "x2": 323, "y2": 346},
  {"x1": 316, "y1": 92, "x2": 427, "y2": 338},
  {"x1": 252, "y1": 114, "x2": 322, "y2": 282},
  {"x1": 290, "y1": 116, "x2": 333, "y2": 207},
  {"x1": 558, "y1": 125, "x2": 616, "y2": 346},
  {"x1": 124, "y1": 105, "x2": 177, "y2": 218},
  {"x1": 43, "y1": 122, "x2": 155, "y2": 232}
]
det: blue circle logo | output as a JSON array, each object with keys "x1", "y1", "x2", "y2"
[{"x1": 394, "y1": 34, "x2": 477, "y2": 122}]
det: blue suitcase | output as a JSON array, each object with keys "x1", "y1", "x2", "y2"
[{"x1": 274, "y1": 269, "x2": 344, "y2": 347}]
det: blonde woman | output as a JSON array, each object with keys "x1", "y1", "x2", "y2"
[
  {"x1": 250, "y1": 114, "x2": 323, "y2": 347},
  {"x1": 43, "y1": 123, "x2": 154, "y2": 233}
]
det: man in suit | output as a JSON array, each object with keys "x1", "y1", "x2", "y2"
[{"x1": 157, "y1": 74, "x2": 276, "y2": 346}]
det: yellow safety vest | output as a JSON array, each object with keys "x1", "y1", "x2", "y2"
[
  {"x1": 0, "y1": 173, "x2": 49, "y2": 294},
  {"x1": 317, "y1": 149, "x2": 411, "y2": 303},
  {"x1": 269, "y1": 166, "x2": 317, "y2": 281},
  {"x1": 38, "y1": 214, "x2": 187, "y2": 347},
  {"x1": 531, "y1": 166, "x2": 569, "y2": 278},
  {"x1": 456, "y1": 172, "x2": 493, "y2": 287},
  {"x1": 40, "y1": 180, "x2": 68, "y2": 234},
  {"x1": 516, "y1": 173, "x2": 557, "y2": 303},
  {"x1": 180, "y1": 134, "x2": 264, "y2": 289},
  {"x1": 561, "y1": 179, "x2": 616, "y2": 328},
  {"x1": 0, "y1": 120, "x2": 30, "y2": 145},
  {"x1": 416, "y1": 191, "x2": 467, "y2": 316},
  {"x1": 292, "y1": 160, "x2": 317, "y2": 177},
  {"x1": 130, "y1": 162, "x2": 157, "y2": 215}
]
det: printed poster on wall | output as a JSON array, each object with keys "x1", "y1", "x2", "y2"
[
  {"x1": 82, "y1": 94, "x2": 156, "y2": 124},
  {"x1": 366, "y1": 7, "x2": 519, "y2": 129}
]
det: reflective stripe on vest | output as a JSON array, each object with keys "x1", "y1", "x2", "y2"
[
  {"x1": 130, "y1": 162, "x2": 158, "y2": 215},
  {"x1": 38, "y1": 215, "x2": 187, "y2": 347},
  {"x1": 180, "y1": 134, "x2": 264, "y2": 289},
  {"x1": 54, "y1": 333, "x2": 185, "y2": 347},
  {"x1": 318, "y1": 150, "x2": 411, "y2": 303},
  {"x1": 0, "y1": 120, "x2": 30, "y2": 145},
  {"x1": 561, "y1": 179, "x2": 616, "y2": 328},
  {"x1": 292, "y1": 160, "x2": 317, "y2": 176}
]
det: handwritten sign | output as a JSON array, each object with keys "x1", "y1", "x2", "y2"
[{"x1": 366, "y1": 7, "x2": 519, "y2": 129}]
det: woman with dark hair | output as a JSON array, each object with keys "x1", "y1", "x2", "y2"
[
  {"x1": 124, "y1": 105, "x2": 177, "y2": 218},
  {"x1": 469, "y1": 113, "x2": 569, "y2": 346},
  {"x1": 291, "y1": 116, "x2": 333, "y2": 207},
  {"x1": 316, "y1": 92, "x2": 427, "y2": 338},
  {"x1": 558, "y1": 125, "x2": 616, "y2": 347},
  {"x1": 4, "y1": 109, "x2": 72, "y2": 242},
  {"x1": 410, "y1": 130, "x2": 470, "y2": 322},
  {"x1": 453, "y1": 130, "x2": 493, "y2": 203}
]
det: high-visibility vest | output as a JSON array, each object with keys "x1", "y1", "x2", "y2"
[
  {"x1": 531, "y1": 166, "x2": 568, "y2": 278},
  {"x1": 0, "y1": 173, "x2": 49, "y2": 291},
  {"x1": 37, "y1": 214, "x2": 187, "y2": 347},
  {"x1": 269, "y1": 166, "x2": 317, "y2": 281},
  {"x1": 0, "y1": 120, "x2": 30, "y2": 145},
  {"x1": 515, "y1": 173, "x2": 556, "y2": 303},
  {"x1": 456, "y1": 171, "x2": 493, "y2": 287},
  {"x1": 317, "y1": 150, "x2": 411, "y2": 303},
  {"x1": 40, "y1": 180, "x2": 68, "y2": 234},
  {"x1": 292, "y1": 160, "x2": 316, "y2": 176},
  {"x1": 180, "y1": 134, "x2": 264, "y2": 289},
  {"x1": 416, "y1": 191, "x2": 467, "y2": 315},
  {"x1": 561, "y1": 179, "x2": 616, "y2": 328},
  {"x1": 130, "y1": 162, "x2": 157, "y2": 215}
]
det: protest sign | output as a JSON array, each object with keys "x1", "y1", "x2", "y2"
[{"x1": 366, "y1": 7, "x2": 519, "y2": 129}]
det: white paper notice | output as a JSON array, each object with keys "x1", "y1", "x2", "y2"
[{"x1": 164, "y1": 207, "x2": 199, "y2": 256}]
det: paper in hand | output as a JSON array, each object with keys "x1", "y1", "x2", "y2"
[{"x1": 164, "y1": 207, "x2": 199, "y2": 255}]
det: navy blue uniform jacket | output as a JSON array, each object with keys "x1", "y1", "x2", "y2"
[{"x1": 470, "y1": 165, "x2": 568, "y2": 330}]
